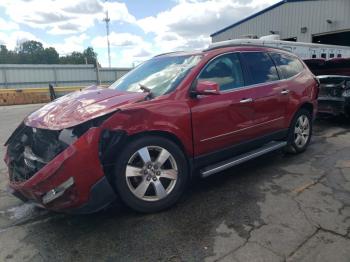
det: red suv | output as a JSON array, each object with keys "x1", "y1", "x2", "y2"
[{"x1": 4, "y1": 45, "x2": 318, "y2": 213}]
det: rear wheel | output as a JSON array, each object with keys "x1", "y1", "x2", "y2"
[
  {"x1": 285, "y1": 109, "x2": 312, "y2": 154},
  {"x1": 113, "y1": 136, "x2": 189, "y2": 213}
]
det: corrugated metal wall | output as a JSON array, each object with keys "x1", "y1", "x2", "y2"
[
  {"x1": 212, "y1": 0, "x2": 350, "y2": 43},
  {"x1": 0, "y1": 64, "x2": 131, "y2": 89}
]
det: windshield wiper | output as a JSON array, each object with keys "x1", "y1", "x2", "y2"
[
  {"x1": 138, "y1": 83, "x2": 153, "y2": 100},
  {"x1": 139, "y1": 83, "x2": 151, "y2": 93}
]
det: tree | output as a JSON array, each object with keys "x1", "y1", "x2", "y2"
[
  {"x1": 83, "y1": 47, "x2": 97, "y2": 65},
  {"x1": 0, "y1": 45, "x2": 8, "y2": 63},
  {"x1": 0, "y1": 45, "x2": 19, "y2": 64},
  {"x1": 18, "y1": 40, "x2": 44, "y2": 54},
  {"x1": 59, "y1": 51, "x2": 85, "y2": 64},
  {"x1": 43, "y1": 47, "x2": 59, "y2": 64},
  {"x1": 60, "y1": 47, "x2": 97, "y2": 65},
  {"x1": 0, "y1": 41, "x2": 99, "y2": 65}
]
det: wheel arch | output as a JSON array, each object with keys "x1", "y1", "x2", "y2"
[
  {"x1": 99, "y1": 129, "x2": 193, "y2": 183},
  {"x1": 126, "y1": 130, "x2": 189, "y2": 158},
  {"x1": 298, "y1": 102, "x2": 314, "y2": 115},
  {"x1": 288, "y1": 102, "x2": 314, "y2": 128}
]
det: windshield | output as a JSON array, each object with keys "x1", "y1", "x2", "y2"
[{"x1": 109, "y1": 54, "x2": 202, "y2": 97}]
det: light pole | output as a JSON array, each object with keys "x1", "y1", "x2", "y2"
[{"x1": 103, "y1": 10, "x2": 111, "y2": 68}]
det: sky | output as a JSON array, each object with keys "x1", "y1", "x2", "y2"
[{"x1": 0, "y1": 0, "x2": 280, "y2": 67}]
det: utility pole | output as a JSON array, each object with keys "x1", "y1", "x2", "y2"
[{"x1": 103, "y1": 10, "x2": 111, "y2": 68}]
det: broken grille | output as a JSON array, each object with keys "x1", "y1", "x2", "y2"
[{"x1": 7, "y1": 125, "x2": 67, "y2": 183}]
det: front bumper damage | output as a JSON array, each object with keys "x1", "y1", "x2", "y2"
[
  {"x1": 317, "y1": 76, "x2": 350, "y2": 117},
  {"x1": 4, "y1": 125, "x2": 117, "y2": 214},
  {"x1": 318, "y1": 97, "x2": 350, "y2": 116}
]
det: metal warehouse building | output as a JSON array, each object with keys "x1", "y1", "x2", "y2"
[{"x1": 211, "y1": 0, "x2": 350, "y2": 46}]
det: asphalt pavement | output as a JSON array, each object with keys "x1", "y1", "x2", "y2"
[{"x1": 0, "y1": 104, "x2": 349, "y2": 262}]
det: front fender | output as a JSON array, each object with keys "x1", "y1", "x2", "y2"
[{"x1": 101, "y1": 100, "x2": 193, "y2": 157}]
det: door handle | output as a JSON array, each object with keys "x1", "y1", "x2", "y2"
[
  {"x1": 281, "y1": 89, "x2": 290, "y2": 95},
  {"x1": 240, "y1": 98, "x2": 253, "y2": 103}
]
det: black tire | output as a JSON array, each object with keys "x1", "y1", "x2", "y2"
[
  {"x1": 285, "y1": 109, "x2": 313, "y2": 154},
  {"x1": 113, "y1": 136, "x2": 189, "y2": 213}
]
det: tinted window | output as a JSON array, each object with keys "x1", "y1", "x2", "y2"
[
  {"x1": 270, "y1": 53, "x2": 304, "y2": 79},
  {"x1": 321, "y1": 53, "x2": 327, "y2": 59},
  {"x1": 198, "y1": 53, "x2": 244, "y2": 91},
  {"x1": 241, "y1": 52, "x2": 279, "y2": 85}
]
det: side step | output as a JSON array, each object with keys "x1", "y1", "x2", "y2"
[{"x1": 200, "y1": 141, "x2": 287, "y2": 178}]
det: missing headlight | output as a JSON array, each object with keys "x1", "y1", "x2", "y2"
[{"x1": 58, "y1": 128, "x2": 78, "y2": 145}]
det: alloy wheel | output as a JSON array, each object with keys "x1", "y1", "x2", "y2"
[
  {"x1": 294, "y1": 115, "x2": 310, "y2": 148},
  {"x1": 125, "y1": 146, "x2": 178, "y2": 201}
]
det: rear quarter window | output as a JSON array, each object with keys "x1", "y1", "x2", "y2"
[
  {"x1": 241, "y1": 52, "x2": 279, "y2": 85},
  {"x1": 270, "y1": 53, "x2": 304, "y2": 79}
]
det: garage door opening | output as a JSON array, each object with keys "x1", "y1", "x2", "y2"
[
  {"x1": 282, "y1": 37, "x2": 297, "y2": 42},
  {"x1": 313, "y1": 31, "x2": 350, "y2": 47}
]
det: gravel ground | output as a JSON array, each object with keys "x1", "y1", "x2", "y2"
[{"x1": 0, "y1": 104, "x2": 349, "y2": 262}]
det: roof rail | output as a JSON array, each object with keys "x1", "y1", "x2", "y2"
[
  {"x1": 154, "y1": 51, "x2": 185, "y2": 57},
  {"x1": 204, "y1": 42, "x2": 289, "y2": 53}
]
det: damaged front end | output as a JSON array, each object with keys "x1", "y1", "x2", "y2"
[
  {"x1": 4, "y1": 115, "x2": 117, "y2": 213},
  {"x1": 317, "y1": 76, "x2": 350, "y2": 117},
  {"x1": 6, "y1": 124, "x2": 68, "y2": 183}
]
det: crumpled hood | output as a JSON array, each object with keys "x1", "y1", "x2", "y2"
[{"x1": 25, "y1": 86, "x2": 147, "y2": 130}]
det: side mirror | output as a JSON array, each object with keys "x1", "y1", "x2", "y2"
[{"x1": 194, "y1": 80, "x2": 220, "y2": 96}]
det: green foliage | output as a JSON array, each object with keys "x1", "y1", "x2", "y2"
[
  {"x1": 0, "y1": 40, "x2": 97, "y2": 65},
  {"x1": 44, "y1": 47, "x2": 60, "y2": 64}
]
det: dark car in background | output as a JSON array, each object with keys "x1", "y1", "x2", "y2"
[
  {"x1": 317, "y1": 75, "x2": 350, "y2": 117},
  {"x1": 304, "y1": 58, "x2": 350, "y2": 117}
]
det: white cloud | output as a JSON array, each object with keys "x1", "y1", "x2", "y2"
[
  {"x1": 0, "y1": 0, "x2": 282, "y2": 67},
  {"x1": 0, "y1": 0, "x2": 135, "y2": 35},
  {"x1": 0, "y1": 31, "x2": 41, "y2": 49},
  {"x1": 0, "y1": 30, "x2": 87, "y2": 56},
  {"x1": 91, "y1": 32, "x2": 144, "y2": 48},
  {"x1": 0, "y1": 18, "x2": 19, "y2": 31},
  {"x1": 52, "y1": 34, "x2": 89, "y2": 55},
  {"x1": 104, "y1": 1, "x2": 136, "y2": 23},
  {"x1": 116, "y1": 47, "x2": 152, "y2": 68},
  {"x1": 91, "y1": 31, "x2": 154, "y2": 67},
  {"x1": 95, "y1": 0, "x2": 281, "y2": 67},
  {"x1": 137, "y1": 0, "x2": 280, "y2": 51}
]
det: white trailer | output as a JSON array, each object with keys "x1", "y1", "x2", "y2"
[{"x1": 209, "y1": 37, "x2": 350, "y2": 60}]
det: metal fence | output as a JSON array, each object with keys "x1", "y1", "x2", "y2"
[{"x1": 0, "y1": 64, "x2": 131, "y2": 89}]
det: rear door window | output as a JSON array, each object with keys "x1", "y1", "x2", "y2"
[
  {"x1": 241, "y1": 52, "x2": 279, "y2": 85},
  {"x1": 270, "y1": 53, "x2": 304, "y2": 79}
]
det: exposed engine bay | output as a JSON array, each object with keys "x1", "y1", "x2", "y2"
[
  {"x1": 6, "y1": 124, "x2": 69, "y2": 182},
  {"x1": 317, "y1": 76, "x2": 350, "y2": 116}
]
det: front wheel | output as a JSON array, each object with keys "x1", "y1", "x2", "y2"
[
  {"x1": 285, "y1": 109, "x2": 312, "y2": 154},
  {"x1": 113, "y1": 136, "x2": 189, "y2": 213}
]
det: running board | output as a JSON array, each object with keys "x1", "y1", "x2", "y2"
[{"x1": 200, "y1": 141, "x2": 287, "y2": 178}]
